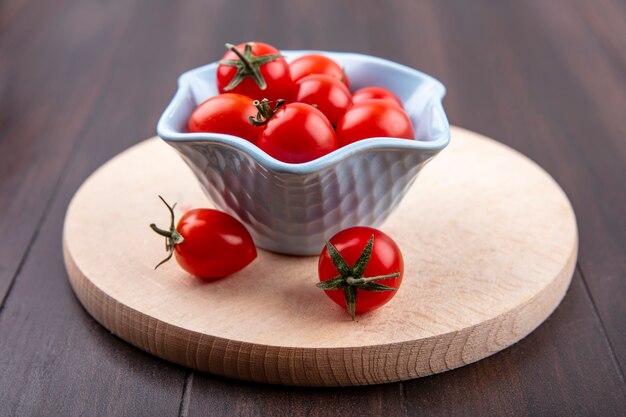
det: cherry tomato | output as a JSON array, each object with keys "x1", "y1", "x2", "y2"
[
  {"x1": 251, "y1": 99, "x2": 338, "y2": 163},
  {"x1": 352, "y1": 86, "x2": 403, "y2": 108},
  {"x1": 317, "y1": 227, "x2": 404, "y2": 319},
  {"x1": 336, "y1": 99, "x2": 414, "y2": 147},
  {"x1": 150, "y1": 196, "x2": 256, "y2": 279},
  {"x1": 289, "y1": 54, "x2": 350, "y2": 90},
  {"x1": 188, "y1": 93, "x2": 259, "y2": 144},
  {"x1": 217, "y1": 42, "x2": 293, "y2": 102},
  {"x1": 294, "y1": 74, "x2": 352, "y2": 126}
]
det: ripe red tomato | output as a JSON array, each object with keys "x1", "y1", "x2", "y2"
[
  {"x1": 336, "y1": 99, "x2": 414, "y2": 147},
  {"x1": 217, "y1": 42, "x2": 293, "y2": 102},
  {"x1": 289, "y1": 54, "x2": 350, "y2": 90},
  {"x1": 352, "y1": 86, "x2": 403, "y2": 108},
  {"x1": 295, "y1": 74, "x2": 352, "y2": 126},
  {"x1": 317, "y1": 227, "x2": 404, "y2": 319},
  {"x1": 188, "y1": 93, "x2": 259, "y2": 144},
  {"x1": 252, "y1": 99, "x2": 338, "y2": 163},
  {"x1": 150, "y1": 196, "x2": 257, "y2": 279}
]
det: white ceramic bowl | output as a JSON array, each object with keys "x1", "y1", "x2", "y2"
[{"x1": 157, "y1": 50, "x2": 450, "y2": 255}]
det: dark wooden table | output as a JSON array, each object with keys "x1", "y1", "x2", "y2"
[{"x1": 1, "y1": 1, "x2": 625, "y2": 416}]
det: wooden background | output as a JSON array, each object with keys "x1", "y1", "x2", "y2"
[{"x1": 1, "y1": 0, "x2": 624, "y2": 415}]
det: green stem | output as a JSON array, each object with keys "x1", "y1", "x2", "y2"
[
  {"x1": 225, "y1": 42, "x2": 253, "y2": 72},
  {"x1": 345, "y1": 272, "x2": 400, "y2": 286},
  {"x1": 150, "y1": 223, "x2": 172, "y2": 238},
  {"x1": 249, "y1": 99, "x2": 285, "y2": 127},
  {"x1": 150, "y1": 196, "x2": 185, "y2": 270}
]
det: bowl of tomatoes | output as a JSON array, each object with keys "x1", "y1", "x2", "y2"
[{"x1": 157, "y1": 43, "x2": 449, "y2": 255}]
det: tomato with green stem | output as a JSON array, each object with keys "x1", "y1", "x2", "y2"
[
  {"x1": 217, "y1": 42, "x2": 293, "y2": 102},
  {"x1": 317, "y1": 227, "x2": 404, "y2": 319},
  {"x1": 150, "y1": 196, "x2": 257, "y2": 279},
  {"x1": 188, "y1": 93, "x2": 260, "y2": 144},
  {"x1": 251, "y1": 98, "x2": 338, "y2": 163}
]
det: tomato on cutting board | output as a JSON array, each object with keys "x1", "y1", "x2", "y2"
[
  {"x1": 150, "y1": 196, "x2": 256, "y2": 279},
  {"x1": 317, "y1": 227, "x2": 404, "y2": 319},
  {"x1": 217, "y1": 42, "x2": 293, "y2": 102}
]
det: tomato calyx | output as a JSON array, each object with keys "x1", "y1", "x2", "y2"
[
  {"x1": 219, "y1": 43, "x2": 283, "y2": 91},
  {"x1": 316, "y1": 235, "x2": 399, "y2": 320},
  {"x1": 149, "y1": 195, "x2": 185, "y2": 270},
  {"x1": 248, "y1": 98, "x2": 285, "y2": 126}
]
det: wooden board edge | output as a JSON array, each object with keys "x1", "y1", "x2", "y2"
[{"x1": 62, "y1": 228, "x2": 577, "y2": 387}]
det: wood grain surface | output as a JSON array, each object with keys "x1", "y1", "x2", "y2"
[
  {"x1": 1, "y1": 0, "x2": 625, "y2": 415},
  {"x1": 62, "y1": 128, "x2": 577, "y2": 386}
]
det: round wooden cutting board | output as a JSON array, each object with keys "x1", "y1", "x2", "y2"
[{"x1": 63, "y1": 127, "x2": 578, "y2": 386}]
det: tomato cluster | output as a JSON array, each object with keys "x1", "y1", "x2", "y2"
[
  {"x1": 188, "y1": 41, "x2": 416, "y2": 163},
  {"x1": 156, "y1": 42, "x2": 409, "y2": 320}
]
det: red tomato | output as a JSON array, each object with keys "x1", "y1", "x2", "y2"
[
  {"x1": 252, "y1": 99, "x2": 338, "y2": 163},
  {"x1": 289, "y1": 54, "x2": 350, "y2": 90},
  {"x1": 295, "y1": 74, "x2": 352, "y2": 126},
  {"x1": 352, "y1": 86, "x2": 403, "y2": 108},
  {"x1": 217, "y1": 42, "x2": 293, "y2": 102},
  {"x1": 188, "y1": 93, "x2": 259, "y2": 144},
  {"x1": 150, "y1": 196, "x2": 256, "y2": 279},
  {"x1": 317, "y1": 227, "x2": 404, "y2": 319},
  {"x1": 336, "y1": 99, "x2": 414, "y2": 147}
]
